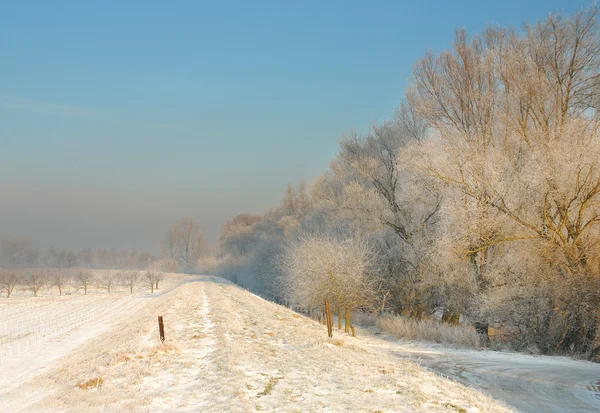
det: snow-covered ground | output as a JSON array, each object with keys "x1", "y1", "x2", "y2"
[
  {"x1": 0, "y1": 293, "x2": 150, "y2": 411},
  {"x1": 1, "y1": 275, "x2": 597, "y2": 412},
  {"x1": 362, "y1": 338, "x2": 600, "y2": 413}
]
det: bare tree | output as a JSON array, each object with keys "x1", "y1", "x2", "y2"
[
  {"x1": 0, "y1": 268, "x2": 21, "y2": 298},
  {"x1": 142, "y1": 271, "x2": 159, "y2": 293},
  {"x1": 164, "y1": 217, "x2": 209, "y2": 271},
  {"x1": 121, "y1": 270, "x2": 139, "y2": 294},
  {"x1": 99, "y1": 271, "x2": 118, "y2": 294},
  {"x1": 51, "y1": 268, "x2": 71, "y2": 296},
  {"x1": 23, "y1": 269, "x2": 46, "y2": 297},
  {"x1": 74, "y1": 268, "x2": 94, "y2": 295}
]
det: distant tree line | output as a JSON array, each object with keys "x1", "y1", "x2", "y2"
[
  {"x1": 0, "y1": 237, "x2": 156, "y2": 270},
  {"x1": 0, "y1": 267, "x2": 166, "y2": 297}
]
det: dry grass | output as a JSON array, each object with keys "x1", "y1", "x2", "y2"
[
  {"x1": 330, "y1": 338, "x2": 346, "y2": 347},
  {"x1": 378, "y1": 315, "x2": 481, "y2": 348},
  {"x1": 75, "y1": 377, "x2": 104, "y2": 390},
  {"x1": 257, "y1": 377, "x2": 281, "y2": 397}
]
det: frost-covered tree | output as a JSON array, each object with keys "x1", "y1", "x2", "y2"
[
  {"x1": 405, "y1": 6, "x2": 600, "y2": 351},
  {"x1": 281, "y1": 235, "x2": 379, "y2": 334},
  {"x1": 163, "y1": 217, "x2": 209, "y2": 271},
  {"x1": 219, "y1": 214, "x2": 262, "y2": 258}
]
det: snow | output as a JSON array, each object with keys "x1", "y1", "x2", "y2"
[
  {"x1": 362, "y1": 339, "x2": 600, "y2": 413},
  {"x1": 1, "y1": 275, "x2": 597, "y2": 412}
]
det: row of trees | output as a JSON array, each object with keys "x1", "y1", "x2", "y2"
[
  {"x1": 0, "y1": 238, "x2": 156, "y2": 270},
  {"x1": 0, "y1": 268, "x2": 165, "y2": 297},
  {"x1": 215, "y1": 6, "x2": 600, "y2": 359}
]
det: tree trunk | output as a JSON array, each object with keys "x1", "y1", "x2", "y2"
[
  {"x1": 325, "y1": 299, "x2": 333, "y2": 338},
  {"x1": 337, "y1": 309, "x2": 342, "y2": 330},
  {"x1": 344, "y1": 308, "x2": 350, "y2": 333},
  {"x1": 345, "y1": 308, "x2": 353, "y2": 335}
]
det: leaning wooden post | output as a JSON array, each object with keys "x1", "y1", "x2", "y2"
[
  {"x1": 324, "y1": 299, "x2": 333, "y2": 338},
  {"x1": 158, "y1": 316, "x2": 165, "y2": 343}
]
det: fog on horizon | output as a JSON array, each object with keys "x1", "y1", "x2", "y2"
[{"x1": 0, "y1": 0, "x2": 589, "y2": 253}]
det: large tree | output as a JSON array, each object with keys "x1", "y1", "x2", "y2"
[
  {"x1": 163, "y1": 217, "x2": 209, "y2": 271},
  {"x1": 406, "y1": 6, "x2": 600, "y2": 351}
]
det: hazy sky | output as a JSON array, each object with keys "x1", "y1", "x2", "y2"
[{"x1": 0, "y1": 0, "x2": 591, "y2": 253}]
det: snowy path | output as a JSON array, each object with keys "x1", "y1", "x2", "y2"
[
  {"x1": 16, "y1": 277, "x2": 512, "y2": 413},
  {"x1": 362, "y1": 339, "x2": 600, "y2": 413}
]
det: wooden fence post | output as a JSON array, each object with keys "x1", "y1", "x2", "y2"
[{"x1": 158, "y1": 316, "x2": 165, "y2": 343}]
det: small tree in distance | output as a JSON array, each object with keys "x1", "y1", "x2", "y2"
[
  {"x1": 122, "y1": 270, "x2": 140, "y2": 294},
  {"x1": 99, "y1": 271, "x2": 118, "y2": 294},
  {"x1": 0, "y1": 268, "x2": 21, "y2": 298},
  {"x1": 154, "y1": 272, "x2": 164, "y2": 291},
  {"x1": 75, "y1": 268, "x2": 94, "y2": 295},
  {"x1": 51, "y1": 268, "x2": 71, "y2": 296},
  {"x1": 24, "y1": 269, "x2": 47, "y2": 297},
  {"x1": 143, "y1": 271, "x2": 159, "y2": 293}
]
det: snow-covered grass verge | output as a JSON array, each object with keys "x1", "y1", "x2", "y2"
[
  {"x1": 13, "y1": 276, "x2": 513, "y2": 413},
  {"x1": 378, "y1": 315, "x2": 481, "y2": 348}
]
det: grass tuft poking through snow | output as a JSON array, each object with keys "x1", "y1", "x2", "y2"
[{"x1": 257, "y1": 376, "x2": 282, "y2": 397}]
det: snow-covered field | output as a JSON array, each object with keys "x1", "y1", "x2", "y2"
[{"x1": 1, "y1": 275, "x2": 597, "y2": 412}]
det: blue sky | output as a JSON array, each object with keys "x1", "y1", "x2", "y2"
[{"x1": 0, "y1": 0, "x2": 592, "y2": 252}]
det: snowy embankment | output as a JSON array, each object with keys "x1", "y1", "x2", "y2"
[
  {"x1": 8, "y1": 275, "x2": 600, "y2": 412},
  {"x1": 8, "y1": 276, "x2": 513, "y2": 413}
]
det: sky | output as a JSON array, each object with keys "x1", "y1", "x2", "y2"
[{"x1": 0, "y1": 0, "x2": 593, "y2": 253}]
